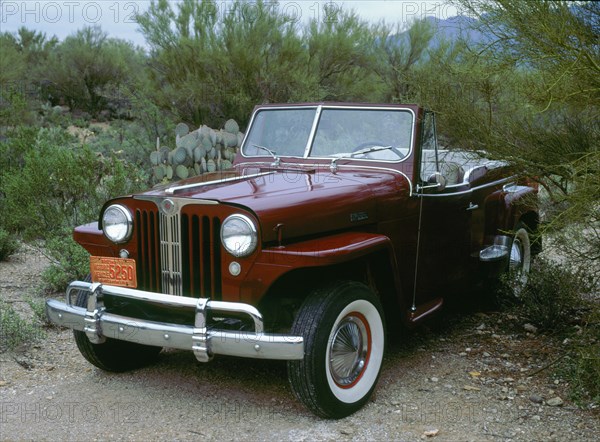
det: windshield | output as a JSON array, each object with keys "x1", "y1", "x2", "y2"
[{"x1": 242, "y1": 106, "x2": 413, "y2": 161}]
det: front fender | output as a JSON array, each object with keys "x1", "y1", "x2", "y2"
[
  {"x1": 261, "y1": 232, "x2": 395, "y2": 267},
  {"x1": 237, "y1": 232, "x2": 402, "y2": 306}
]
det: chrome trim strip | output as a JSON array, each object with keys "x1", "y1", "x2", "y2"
[
  {"x1": 303, "y1": 105, "x2": 322, "y2": 158},
  {"x1": 234, "y1": 162, "x2": 414, "y2": 195},
  {"x1": 419, "y1": 177, "x2": 513, "y2": 198},
  {"x1": 46, "y1": 282, "x2": 304, "y2": 361},
  {"x1": 135, "y1": 195, "x2": 219, "y2": 206},
  {"x1": 165, "y1": 172, "x2": 274, "y2": 195}
]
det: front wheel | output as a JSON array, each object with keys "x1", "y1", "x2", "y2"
[
  {"x1": 287, "y1": 281, "x2": 385, "y2": 418},
  {"x1": 73, "y1": 282, "x2": 162, "y2": 372}
]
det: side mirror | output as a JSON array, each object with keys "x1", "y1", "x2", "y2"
[
  {"x1": 417, "y1": 172, "x2": 447, "y2": 193},
  {"x1": 427, "y1": 172, "x2": 447, "y2": 191}
]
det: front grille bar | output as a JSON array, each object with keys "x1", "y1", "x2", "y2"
[{"x1": 160, "y1": 212, "x2": 182, "y2": 296}]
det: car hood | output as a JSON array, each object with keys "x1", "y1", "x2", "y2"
[{"x1": 141, "y1": 165, "x2": 409, "y2": 243}]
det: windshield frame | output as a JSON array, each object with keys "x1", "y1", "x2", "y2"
[{"x1": 240, "y1": 104, "x2": 415, "y2": 164}]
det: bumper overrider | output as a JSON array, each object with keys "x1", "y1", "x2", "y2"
[{"x1": 46, "y1": 281, "x2": 304, "y2": 362}]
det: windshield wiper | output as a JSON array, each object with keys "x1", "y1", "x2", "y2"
[
  {"x1": 330, "y1": 145, "x2": 400, "y2": 173},
  {"x1": 350, "y1": 145, "x2": 393, "y2": 157},
  {"x1": 252, "y1": 144, "x2": 281, "y2": 167}
]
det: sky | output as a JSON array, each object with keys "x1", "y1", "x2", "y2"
[{"x1": 0, "y1": 1, "x2": 459, "y2": 47}]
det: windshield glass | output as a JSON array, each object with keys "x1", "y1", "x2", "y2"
[
  {"x1": 243, "y1": 108, "x2": 316, "y2": 157},
  {"x1": 242, "y1": 107, "x2": 413, "y2": 161}
]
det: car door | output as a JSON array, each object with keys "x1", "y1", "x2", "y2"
[{"x1": 412, "y1": 112, "x2": 473, "y2": 302}]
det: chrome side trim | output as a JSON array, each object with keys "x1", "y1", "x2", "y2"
[
  {"x1": 165, "y1": 172, "x2": 274, "y2": 195},
  {"x1": 48, "y1": 282, "x2": 304, "y2": 361},
  {"x1": 418, "y1": 177, "x2": 513, "y2": 198}
]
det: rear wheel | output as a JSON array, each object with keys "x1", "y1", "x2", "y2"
[
  {"x1": 507, "y1": 222, "x2": 532, "y2": 295},
  {"x1": 288, "y1": 281, "x2": 385, "y2": 418},
  {"x1": 73, "y1": 278, "x2": 162, "y2": 372}
]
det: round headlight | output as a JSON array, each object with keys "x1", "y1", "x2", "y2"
[
  {"x1": 221, "y1": 214, "x2": 258, "y2": 257},
  {"x1": 102, "y1": 204, "x2": 133, "y2": 244}
]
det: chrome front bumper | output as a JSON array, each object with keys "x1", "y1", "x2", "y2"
[{"x1": 46, "y1": 281, "x2": 304, "y2": 362}]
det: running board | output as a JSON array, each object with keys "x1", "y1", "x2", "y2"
[{"x1": 407, "y1": 298, "x2": 444, "y2": 324}]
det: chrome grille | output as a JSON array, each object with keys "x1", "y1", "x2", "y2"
[
  {"x1": 134, "y1": 202, "x2": 221, "y2": 299},
  {"x1": 135, "y1": 208, "x2": 161, "y2": 292},
  {"x1": 160, "y1": 212, "x2": 183, "y2": 296}
]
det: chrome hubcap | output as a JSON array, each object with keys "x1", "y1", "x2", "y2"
[
  {"x1": 329, "y1": 315, "x2": 369, "y2": 387},
  {"x1": 510, "y1": 238, "x2": 523, "y2": 273}
]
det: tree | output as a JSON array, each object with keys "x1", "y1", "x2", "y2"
[
  {"x1": 448, "y1": 0, "x2": 599, "y2": 266},
  {"x1": 43, "y1": 26, "x2": 145, "y2": 115}
]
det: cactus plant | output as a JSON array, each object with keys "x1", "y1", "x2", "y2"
[
  {"x1": 237, "y1": 132, "x2": 244, "y2": 148},
  {"x1": 221, "y1": 159, "x2": 233, "y2": 170},
  {"x1": 194, "y1": 163, "x2": 202, "y2": 176},
  {"x1": 150, "y1": 151, "x2": 161, "y2": 166},
  {"x1": 172, "y1": 147, "x2": 187, "y2": 165},
  {"x1": 193, "y1": 146, "x2": 205, "y2": 163},
  {"x1": 180, "y1": 133, "x2": 200, "y2": 154},
  {"x1": 200, "y1": 158, "x2": 207, "y2": 173},
  {"x1": 223, "y1": 148, "x2": 234, "y2": 161},
  {"x1": 160, "y1": 146, "x2": 170, "y2": 163},
  {"x1": 166, "y1": 165, "x2": 173, "y2": 180},
  {"x1": 175, "y1": 122, "x2": 189, "y2": 138},
  {"x1": 154, "y1": 165, "x2": 165, "y2": 180},
  {"x1": 207, "y1": 159, "x2": 216, "y2": 172},
  {"x1": 222, "y1": 131, "x2": 238, "y2": 148},
  {"x1": 175, "y1": 164, "x2": 188, "y2": 179},
  {"x1": 224, "y1": 119, "x2": 239, "y2": 134}
]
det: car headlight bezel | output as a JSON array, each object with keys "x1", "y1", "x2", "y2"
[
  {"x1": 102, "y1": 204, "x2": 133, "y2": 244},
  {"x1": 220, "y1": 214, "x2": 258, "y2": 258}
]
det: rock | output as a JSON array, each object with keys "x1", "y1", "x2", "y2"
[
  {"x1": 423, "y1": 429, "x2": 439, "y2": 437},
  {"x1": 463, "y1": 385, "x2": 481, "y2": 391},
  {"x1": 340, "y1": 428, "x2": 353, "y2": 435},
  {"x1": 529, "y1": 394, "x2": 544, "y2": 404},
  {"x1": 516, "y1": 385, "x2": 528, "y2": 392},
  {"x1": 476, "y1": 323, "x2": 486, "y2": 330},
  {"x1": 459, "y1": 352, "x2": 467, "y2": 357},
  {"x1": 430, "y1": 377, "x2": 439, "y2": 382},
  {"x1": 0, "y1": 381, "x2": 8, "y2": 387},
  {"x1": 483, "y1": 352, "x2": 491, "y2": 357},
  {"x1": 546, "y1": 397, "x2": 564, "y2": 407},
  {"x1": 524, "y1": 323, "x2": 538, "y2": 333},
  {"x1": 465, "y1": 347, "x2": 472, "y2": 352}
]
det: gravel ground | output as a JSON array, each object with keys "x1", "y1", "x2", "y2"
[{"x1": 1, "y1": 246, "x2": 598, "y2": 441}]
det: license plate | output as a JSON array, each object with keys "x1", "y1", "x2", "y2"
[{"x1": 90, "y1": 256, "x2": 137, "y2": 288}]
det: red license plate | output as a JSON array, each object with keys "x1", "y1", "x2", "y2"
[{"x1": 90, "y1": 256, "x2": 137, "y2": 288}]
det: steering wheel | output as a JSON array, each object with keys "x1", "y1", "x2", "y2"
[{"x1": 352, "y1": 141, "x2": 405, "y2": 159}]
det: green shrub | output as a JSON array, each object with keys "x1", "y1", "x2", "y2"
[
  {"x1": 514, "y1": 258, "x2": 590, "y2": 332},
  {"x1": 0, "y1": 300, "x2": 45, "y2": 352},
  {"x1": 0, "y1": 228, "x2": 19, "y2": 261},
  {"x1": 0, "y1": 126, "x2": 147, "y2": 239},
  {"x1": 26, "y1": 295, "x2": 48, "y2": 325},
  {"x1": 41, "y1": 232, "x2": 90, "y2": 293}
]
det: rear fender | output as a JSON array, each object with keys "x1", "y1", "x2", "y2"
[{"x1": 484, "y1": 184, "x2": 538, "y2": 242}]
